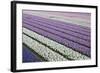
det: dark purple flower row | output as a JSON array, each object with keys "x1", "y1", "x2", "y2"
[{"x1": 23, "y1": 44, "x2": 42, "y2": 62}]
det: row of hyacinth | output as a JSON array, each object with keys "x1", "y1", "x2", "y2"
[
  {"x1": 23, "y1": 27, "x2": 89, "y2": 60},
  {"x1": 23, "y1": 15, "x2": 91, "y2": 57},
  {"x1": 23, "y1": 34, "x2": 68, "y2": 61}
]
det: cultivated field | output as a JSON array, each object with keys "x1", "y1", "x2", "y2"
[{"x1": 22, "y1": 10, "x2": 91, "y2": 62}]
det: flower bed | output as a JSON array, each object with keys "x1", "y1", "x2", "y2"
[
  {"x1": 23, "y1": 28, "x2": 89, "y2": 60},
  {"x1": 23, "y1": 34, "x2": 67, "y2": 61}
]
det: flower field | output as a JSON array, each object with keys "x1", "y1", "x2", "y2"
[{"x1": 22, "y1": 10, "x2": 91, "y2": 62}]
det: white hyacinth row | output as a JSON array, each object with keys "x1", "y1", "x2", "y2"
[
  {"x1": 23, "y1": 27, "x2": 89, "y2": 60},
  {"x1": 23, "y1": 34, "x2": 68, "y2": 61}
]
